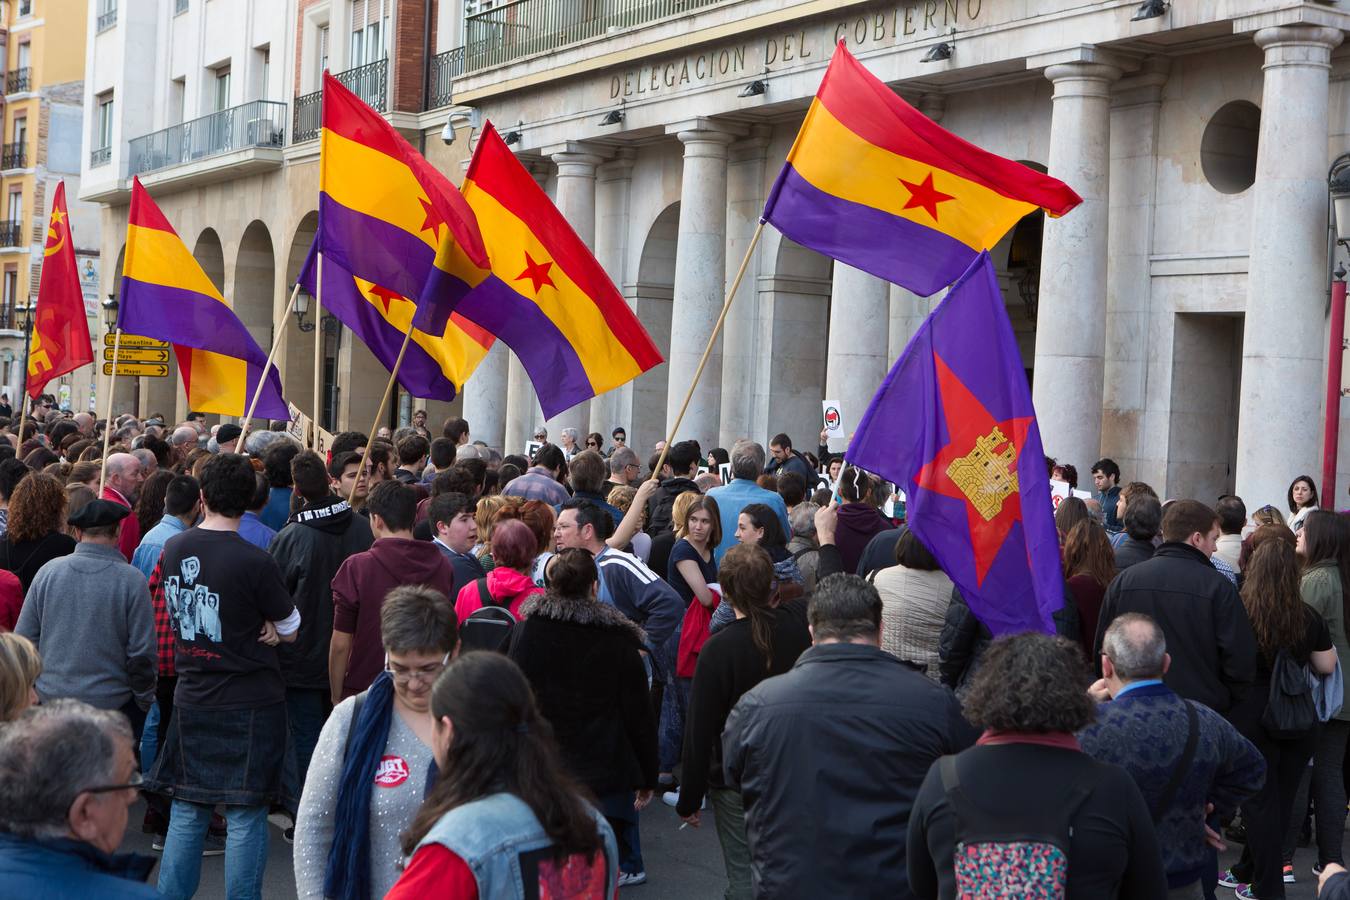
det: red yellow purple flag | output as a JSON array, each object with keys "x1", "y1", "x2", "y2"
[
  {"x1": 414, "y1": 123, "x2": 663, "y2": 419},
  {"x1": 762, "y1": 42, "x2": 1082, "y2": 296},
  {"x1": 28, "y1": 181, "x2": 93, "y2": 398}
]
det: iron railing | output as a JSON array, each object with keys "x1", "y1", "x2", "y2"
[
  {"x1": 0, "y1": 221, "x2": 23, "y2": 248},
  {"x1": 426, "y1": 47, "x2": 463, "y2": 110},
  {"x1": 6, "y1": 67, "x2": 29, "y2": 94},
  {"x1": 96, "y1": 4, "x2": 117, "y2": 32},
  {"x1": 1, "y1": 142, "x2": 24, "y2": 169},
  {"x1": 126, "y1": 99, "x2": 286, "y2": 177},
  {"x1": 90, "y1": 145, "x2": 111, "y2": 167},
  {"x1": 291, "y1": 59, "x2": 388, "y2": 142},
  {"x1": 462, "y1": 0, "x2": 728, "y2": 70}
]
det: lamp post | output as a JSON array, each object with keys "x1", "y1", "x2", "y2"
[
  {"x1": 14, "y1": 298, "x2": 32, "y2": 408},
  {"x1": 1323, "y1": 156, "x2": 1350, "y2": 504}
]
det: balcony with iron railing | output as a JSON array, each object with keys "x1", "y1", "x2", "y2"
[
  {"x1": 426, "y1": 47, "x2": 463, "y2": 110},
  {"x1": 127, "y1": 99, "x2": 287, "y2": 178},
  {"x1": 5, "y1": 67, "x2": 29, "y2": 95},
  {"x1": 293, "y1": 58, "x2": 387, "y2": 142},
  {"x1": 2, "y1": 142, "x2": 24, "y2": 170},
  {"x1": 0, "y1": 220, "x2": 23, "y2": 249},
  {"x1": 90, "y1": 145, "x2": 111, "y2": 168},
  {"x1": 96, "y1": 4, "x2": 117, "y2": 32},
  {"x1": 451, "y1": 0, "x2": 730, "y2": 79}
]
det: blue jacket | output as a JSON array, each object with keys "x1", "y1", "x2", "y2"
[
  {"x1": 1078, "y1": 682, "x2": 1265, "y2": 887},
  {"x1": 0, "y1": 831, "x2": 158, "y2": 899},
  {"x1": 707, "y1": 479, "x2": 790, "y2": 563},
  {"x1": 130, "y1": 514, "x2": 188, "y2": 580}
]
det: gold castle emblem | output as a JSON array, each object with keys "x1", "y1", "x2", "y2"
[{"x1": 946, "y1": 426, "x2": 1018, "y2": 522}]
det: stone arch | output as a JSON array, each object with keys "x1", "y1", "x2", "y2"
[
  {"x1": 234, "y1": 220, "x2": 275, "y2": 357},
  {"x1": 630, "y1": 201, "x2": 679, "y2": 453},
  {"x1": 282, "y1": 212, "x2": 319, "y2": 419},
  {"x1": 755, "y1": 235, "x2": 831, "y2": 449}
]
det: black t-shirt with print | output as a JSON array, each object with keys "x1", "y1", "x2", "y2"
[{"x1": 161, "y1": 527, "x2": 295, "y2": 709}]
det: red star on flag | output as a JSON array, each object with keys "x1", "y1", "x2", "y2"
[
  {"x1": 418, "y1": 197, "x2": 447, "y2": 243},
  {"x1": 514, "y1": 252, "x2": 555, "y2": 294},
  {"x1": 915, "y1": 353, "x2": 1033, "y2": 584},
  {"x1": 898, "y1": 172, "x2": 956, "y2": 222},
  {"x1": 367, "y1": 284, "x2": 402, "y2": 314}
]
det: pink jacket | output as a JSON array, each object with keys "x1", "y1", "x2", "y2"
[{"x1": 454, "y1": 566, "x2": 543, "y2": 621}]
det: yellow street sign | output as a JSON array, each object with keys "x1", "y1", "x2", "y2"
[
  {"x1": 103, "y1": 347, "x2": 169, "y2": 364},
  {"x1": 103, "y1": 333, "x2": 169, "y2": 349},
  {"x1": 102, "y1": 362, "x2": 168, "y2": 378}
]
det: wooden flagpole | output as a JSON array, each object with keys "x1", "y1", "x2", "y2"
[
  {"x1": 347, "y1": 327, "x2": 415, "y2": 506},
  {"x1": 311, "y1": 253, "x2": 324, "y2": 451},
  {"x1": 648, "y1": 220, "x2": 765, "y2": 481},
  {"x1": 17, "y1": 391, "x2": 29, "y2": 442},
  {"x1": 98, "y1": 328, "x2": 122, "y2": 494},
  {"x1": 239, "y1": 282, "x2": 301, "y2": 447}
]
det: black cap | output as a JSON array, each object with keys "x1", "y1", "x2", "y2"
[
  {"x1": 216, "y1": 424, "x2": 243, "y2": 444},
  {"x1": 68, "y1": 499, "x2": 131, "y2": 530}
]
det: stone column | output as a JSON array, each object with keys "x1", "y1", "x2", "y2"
[
  {"x1": 541, "y1": 145, "x2": 604, "y2": 443},
  {"x1": 665, "y1": 119, "x2": 742, "y2": 448},
  {"x1": 1235, "y1": 25, "x2": 1343, "y2": 506},
  {"x1": 462, "y1": 340, "x2": 507, "y2": 452},
  {"x1": 1103, "y1": 61, "x2": 1168, "y2": 486},
  {"x1": 887, "y1": 95, "x2": 945, "y2": 366},
  {"x1": 720, "y1": 125, "x2": 770, "y2": 448},
  {"x1": 504, "y1": 161, "x2": 552, "y2": 452},
  {"x1": 590, "y1": 148, "x2": 636, "y2": 441},
  {"x1": 1029, "y1": 57, "x2": 1120, "y2": 468},
  {"x1": 825, "y1": 264, "x2": 890, "y2": 438}
]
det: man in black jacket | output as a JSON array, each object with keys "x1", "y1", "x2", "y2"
[
  {"x1": 765, "y1": 432, "x2": 816, "y2": 485},
  {"x1": 271, "y1": 451, "x2": 373, "y2": 800},
  {"x1": 723, "y1": 573, "x2": 976, "y2": 900},
  {"x1": 644, "y1": 439, "x2": 701, "y2": 536},
  {"x1": 1093, "y1": 499, "x2": 1257, "y2": 718}
]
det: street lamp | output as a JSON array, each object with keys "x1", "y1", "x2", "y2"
[
  {"x1": 14, "y1": 298, "x2": 33, "y2": 408},
  {"x1": 1323, "y1": 155, "x2": 1350, "y2": 504},
  {"x1": 101, "y1": 294, "x2": 119, "y2": 330},
  {"x1": 293, "y1": 289, "x2": 314, "y2": 332}
]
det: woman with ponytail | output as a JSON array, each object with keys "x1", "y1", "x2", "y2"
[
  {"x1": 293, "y1": 586, "x2": 457, "y2": 900},
  {"x1": 387, "y1": 652, "x2": 618, "y2": 899},
  {"x1": 674, "y1": 543, "x2": 811, "y2": 900}
]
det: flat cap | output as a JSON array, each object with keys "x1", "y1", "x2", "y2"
[{"x1": 68, "y1": 499, "x2": 131, "y2": 530}]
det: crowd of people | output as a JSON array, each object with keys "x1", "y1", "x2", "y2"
[{"x1": 2, "y1": 400, "x2": 1350, "y2": 899}]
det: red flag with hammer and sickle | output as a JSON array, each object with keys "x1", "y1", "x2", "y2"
[{"x1": 29, "y1": 181, "x2": 93, "y2": 398}]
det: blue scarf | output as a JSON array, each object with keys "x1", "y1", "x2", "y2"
[{"x1": 323, "y1": 672, "x2": 395, "y2": 900}]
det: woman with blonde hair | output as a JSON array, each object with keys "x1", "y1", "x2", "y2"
[
  {"x1": 0, "y1": 631, "x2": 40, "y2": 721},
  {"x1": 649, "y1": 490, "x2": 700, "y2": 578},
  {"x1": 470, "y1": 495, "x2": 509, "y2": 573}
]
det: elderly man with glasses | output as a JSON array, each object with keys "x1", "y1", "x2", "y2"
[{"x1": 0, "y1": 699, "x2": 158, "y2": 898}]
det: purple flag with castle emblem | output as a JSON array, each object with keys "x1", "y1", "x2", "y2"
[{"x1": 845, "y1": 251, "x2": 1063, "y2": 635}]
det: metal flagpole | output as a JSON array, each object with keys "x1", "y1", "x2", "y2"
[
  {"x1": 240, "y1": 282, "x2": 301, "y2": 447},
  {"x1": 347, "y1": 327, "x2": 415, "y2": 505},
  {"x1": 647, "y1": 220, "x2": 765, "y2": 481}
]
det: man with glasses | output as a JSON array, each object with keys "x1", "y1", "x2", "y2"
[
  {"x1": 605, "y1": 447, "x2": 641, "y2": 495},
  {"x1": 0, "y1": 699, "x2": 158, "y2": 898}
]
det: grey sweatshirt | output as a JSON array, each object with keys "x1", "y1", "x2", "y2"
[
  {"x1": 15, "y1": 541, "x2": 156, "y2": 710},
  {"x1": 293, "y1": 694, "x2": 436, "y2": 899}
]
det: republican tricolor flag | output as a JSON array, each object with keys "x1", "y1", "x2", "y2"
[
  {"x1": 28, "y1": 181, "x2": 93, "y2": 398},
  {"x1": 762, "y1": 43, "x2": 1081, "y2": 296}
]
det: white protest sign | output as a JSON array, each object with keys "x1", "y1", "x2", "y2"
[
  {"x1": 1049, "y1": 479, "x2": 1070, "y2": 511},
  {"x1": 822, "y1": 400, "x2": 845, "y2": 440}
]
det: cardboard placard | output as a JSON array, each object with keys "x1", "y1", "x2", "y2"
[
  {"x1": 822, "y1": 399, "x2": 844, "y2": 440},
  {"x1": 525, "y1": 440, "x2": 543, "y2": 460},
  {"x1": 718, "y1": 462, "x2": 732, "y2": 484}
]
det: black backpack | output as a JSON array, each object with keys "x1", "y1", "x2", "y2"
[
  {"x1": 457, "y1": 578, "x2": 518, "y2": 653},
  {"x1": 1263, "y1": 648, "x2": 1318, "y2": 739}
]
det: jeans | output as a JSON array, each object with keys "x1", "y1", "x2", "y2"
[
  {"x1": 140, "y1": 703, "x2": 160, "y2": 774},
  {"x1": 284, "y1": 688, "x2": 330, "y2": 798},
  {"x1": 595, "y1": 792, "x2": 643, "y2": 875},
  {"x1": 158, "y1": 800, "x2": 269, "y2": 900},
  {"x1": 659, "y1": 677, "x2": 692, "y2": 773},
  {"x1": 710, "y1": 788, "x2": 752, "y2": 900}
]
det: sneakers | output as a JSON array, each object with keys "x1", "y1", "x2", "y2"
[
  {"x1": 151, "y1": 833, "x2": 225, "y2": 856},
  {"x1": 1315, "y1": 862, "x2": 1327, "y2": 877},
  {"x1": 617, "y1": 871, "x2": 647, "y2": 887},
  {"x1": 1218, "y1": 869, "x2": 1242, "y2": 889},
  {"x1": 1235, "y1": 886, "x2": 1257, "y2": 900},
  {"x1": 1284, "y1": 864, "x2": 1296, "y2": 883}
]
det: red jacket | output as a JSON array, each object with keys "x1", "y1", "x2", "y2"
[{"x1": 101, "y1": 486, "x2": 140, "y2": 562}]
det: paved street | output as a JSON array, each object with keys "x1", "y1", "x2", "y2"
[{"x1": 120, "y1": 797, "x2": 724, "y2": 898}]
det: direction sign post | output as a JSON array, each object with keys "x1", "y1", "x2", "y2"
[
  {"x1": 102, "y1": 361, "x2": 168, "y2": 378},
  {"x1": 103, "y1": 347, "x2": 169, "y2": 364},
  {"x1": 103, "y1": 333, "x2": 169, "y2": 350}
]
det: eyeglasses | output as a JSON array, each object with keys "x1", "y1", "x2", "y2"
[
  {"x1": 384, "y1": 652, "x2": 450, "y2": 686},
  {"x1": 586, "y1": 441, "x2": 600, "y2": 448},
  {"x1": 625, "y1": 463, "x2": 639, "y2": 472},
  {"x1": 83, "y1": 770, "x2": 144, "y2": 795}
]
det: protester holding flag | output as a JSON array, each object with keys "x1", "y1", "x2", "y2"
[{"x1": 26, "y1": 182, "x2": 93, "y2": 414}]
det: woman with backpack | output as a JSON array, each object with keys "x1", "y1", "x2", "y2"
[
  {"x1": 1289, "y1": 510, "x2": 1350, "y2": 881},
  {"x1": 387, "y1": 651, "x2": 619, "y2": 898},
  {"x1": 1221, "y1": 538, "x2": 1337, "y2": 899},
  {"x1": 506, "y1": 548, "x2": 656, "y2": 888},
  {"x1": 293, "y1": 586, "x2": 457, "y2": 900},
  {"x1": 907, "y1": 632, "x2": 1167, "y2": 899},
  {"x1": 453, "y1": 519, "x2": 543, "y2": 622}
]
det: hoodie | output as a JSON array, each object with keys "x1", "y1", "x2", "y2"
[
  {"x1": 454, "y1": 566, "x2": 544, "y2": 621},
  {"x1": 834, "y1": 502, "x2": 891, "y2": 576},
  {"x1": 271, "y1": 495, "x2": 374, "y2": 691},
  {"x1": 331, "y1": 536, "x2": 456, "y2": 698}
]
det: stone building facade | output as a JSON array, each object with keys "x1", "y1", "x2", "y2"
[{"x1": 80, "y1": 0, "x2": 1350, "y2": 512}]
